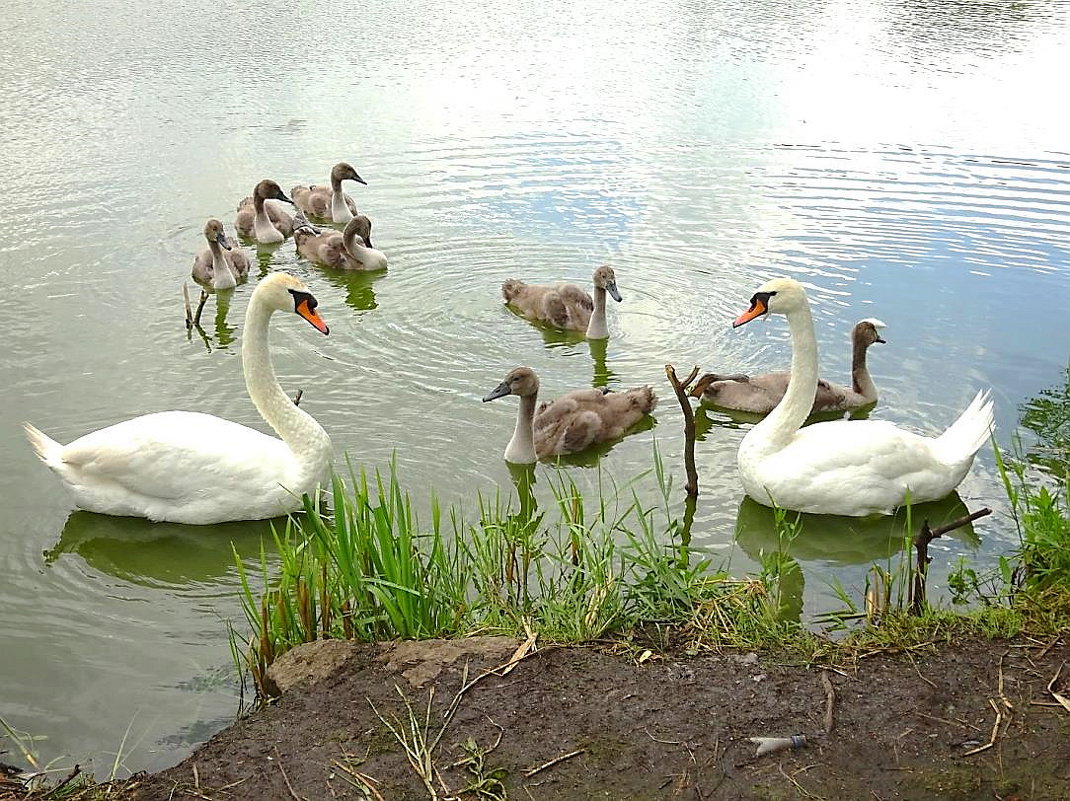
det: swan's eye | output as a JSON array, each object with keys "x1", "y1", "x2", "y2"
[{"x1": 288, "y1": 289, "x2": 317, "y2": 311}]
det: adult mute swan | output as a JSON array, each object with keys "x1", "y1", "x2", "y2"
[
  {"x1": 482, "y1": 366, "x2": 657, "y2": 463},
  {"x1": 235, "y1": 179, "x2": 295, "y2": 244},
  {"x1": 733, "y1": 278, "x2": 993, "y2": 517},
  {"x1": 24, "y1": 273, "x2": 333, "y2": 525},
  {"x1": 291, "y1": 162, "x2": 367, "y2": 223},
  {"x1": 192, "y1": 218, "x2": 250, "y2": 290},
  {"x1": 502, "y1": 265, "x2": 621, "y2": 339},
  {"x1": 691, "y1": 318, "x2": 886, "y2": 415}
]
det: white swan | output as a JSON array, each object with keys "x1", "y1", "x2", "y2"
[
  {"x1": 691, "y1": 318, "x2": 886, "y2": 415},
  {"x1": 501, "y1": 265, "x2": 621, "y2": 339},
  {"x1": 192, "y1": 218, "x2": 250, "y2": 290},
  {"x1": 482, "y1": 366, "x2": 657, "y2": 463},
  {"x1": 733, "y1": 278, "x2": 993, "y2": 517},
  {"x1": 24, "y1": 273, "x2": 333, "y2": 525}
]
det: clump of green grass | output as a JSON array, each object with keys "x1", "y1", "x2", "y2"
[{"x1": 233, "y1": 449, "x2": 796, "y2": 697}]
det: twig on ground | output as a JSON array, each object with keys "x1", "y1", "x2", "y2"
[
  {"x1": 821, "y1": 671, "x2": 835, "y2": 734},
  {"x1": 273, "y1": 746, "x2": 303, "y2": 801},
  {"x1": 1047, "y1": 662, "x2": 1070, "y2": 714},
  {"x1": 523, "y1": 748, "x2": 585, "y2": 778},
  {"x1": 916, "y1": 712, "x2": 982, "y2": 732},
  {"x1": 963, "y1": 698, "x2": 1007, "y2": 756}
]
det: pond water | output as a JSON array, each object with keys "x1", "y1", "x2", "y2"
[{"x1": 1, "y1": 0, "x2": 1069, "y2": 776}]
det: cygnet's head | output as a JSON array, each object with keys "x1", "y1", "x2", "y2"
[
  {"x1": 483, "y1": 367, "x2": 540, "y2": 402},
  {"x1": 203, "y1": 218, "x2": 231, "y2": 250},
  {"x1": 854, "y1": 318, "x2": 887, "y2": 347},
  {"x1": 254, "y1": 179, "x2": 293, "y2": 205},
  {"x1": 331, "y1": 162, "x2": 367, "y2": 186},
  {"x1": 592, "y1": 265, "x2": 622, "y2": 302}
]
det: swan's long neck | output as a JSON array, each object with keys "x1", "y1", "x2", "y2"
[
  {"x1": 242, "y1": 301, "x2": 332, "y2": 482},
  {"x1": 585, "y1": 286, "x2": 608, "y2": 339},
  {"x1": 851, "y1": 337, "x2": 878, "y2": 402},
  {"x1": 344, "y1": 235, "x2": 386, "y2": 270},
  {"x1": 209, "y1": 241, "x2": 236, "y2": 290},
  {"x1": 751, "y1": 301, "x2": 819, "y2": 450},
  {"x1": 331, "y1": 188, "x2": 353, "y2": 222},
  {"x1": 505, "y1": 394, "x2": 538, "y2": 464},
  {"x1": 253, "y1": 194, "x2": 283, "y2": 243}
]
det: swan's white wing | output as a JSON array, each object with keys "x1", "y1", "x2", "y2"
[
  {"x1": 58, "y1": 411, "x2": 290, "y2": 500},
  {"x1": 755, "y1": 420, "x2": 957, "y2": 514}
]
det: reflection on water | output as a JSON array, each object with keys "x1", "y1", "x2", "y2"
[
  {"x1": 735, "y1": 493, "x2": 978, "y2": 566},
  {"x1": 318, "y1": 267, "x2": 386, "y2": 313},
  {"x1": 734, "y1": 493, "x2": 979, "y2": 621},
  {"x1": 45, "y1": 511, "x2": 279, "y2": 589},
  {"x1": 587, "y1": 337, "x2": 617, "y2": 388}
]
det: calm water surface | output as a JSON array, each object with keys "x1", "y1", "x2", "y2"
[{"x1": 1, "y1": 0, "x2": 1069, "y2": 774}]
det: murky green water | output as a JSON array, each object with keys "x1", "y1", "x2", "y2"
[{"x1": 1, "y1": 0, "x2": 1068, "y2": 775}]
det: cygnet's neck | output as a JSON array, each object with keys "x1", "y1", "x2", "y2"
[
  {"x1": 585, "y1": 285, "x2": 609, "y2": 339},
  {"x1": 344, "y1": 235, "x2": 387, "y2": 270},
  {"x1": 253, "y1": 194, "x2": 283, "y2": 243},
  {"x1": 851, "y1": 336, "x2": 878, "y2": 402},
  {"x1": 242, "y1": 301, "x2": 331, "y2": 481},
  {"x1": 209, "y1": 240, "x2": 236, "y2": 289},
  {"x1": 331, "y1": 189, "x2": 353, "y2": 222},
  {"x1": 505, "y1": 393, "x2": 538, "y2": 464}
]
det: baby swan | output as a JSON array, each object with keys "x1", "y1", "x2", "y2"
[
  {"x1": 235, "y1": 179, "x2": 295, "y2": 244},
  {"x1": 482, "y1": 366, "x2": 657, "y2": 463},
  {"x1": 733, "y1": 278, "x2": 994, "y2": 517},
  {"x1": 291, "y1": 162, "x2": 367, "y2": 224},
  {"x1": 24, "y1": 273, "x2": 333, "y2": 525},
  {"x1": 691, "y1": 319, "x2": 886, "y2": 415},
  {"x1": 192, "y1": 219, "x2": 250, "y2": 290},
  {"x1": 502, "y1": 265, "x2": 621, "y2": 339},
  {"x1": 293, "y1": 211, "x2": 385, "y2": 270}
]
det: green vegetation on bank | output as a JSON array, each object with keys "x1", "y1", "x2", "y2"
[{"x1": 229, "y1": 366, "x2": 1070, "y2": 698}]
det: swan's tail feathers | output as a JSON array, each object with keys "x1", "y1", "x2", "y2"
[
  {"x1": 23, "y1": 422, "x2": 63, "y2": 467},
  {"x1": 935, "y1": 390, "x2": 995, "y2": 464}
]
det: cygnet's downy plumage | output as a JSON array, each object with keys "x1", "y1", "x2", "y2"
[
  {"x1": 291, "y1": 162, "x2": 368, "y2": 225},
  {"x1": 235, "y1": 179, "x2": 295, "y2": 244},
  {"x1": 293, "y1": 210, "x2": 386, "y2": 270},
  {"x1": 692, "y1": 319, "x2": 886, "y2": 415},
  {"x1": 482, "y1": 366, "x2": 657, "y2": 463},
  {"x1": 501, "y1": 265, "x2": 621, "y2": 339},
  {"x1": 191, "y1": 218, "x2": 250, "y2": 289}
]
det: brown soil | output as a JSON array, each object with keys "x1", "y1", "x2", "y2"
[{"x1": 130, "y1": 636, "x2": 1069, "y2": 801}]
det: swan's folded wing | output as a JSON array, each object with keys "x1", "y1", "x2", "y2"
[
  {"x1": 58, "y1": 411, "x2": 286, "y2": 500},
  {"x1": 777, "y1": 420, "x2": 953, "y2": 505}
]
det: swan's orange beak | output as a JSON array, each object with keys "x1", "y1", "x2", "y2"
[
  {"x1": 733, "y1": 296, "x2": 768, "y2": 328},
  {"x1": 297, "y1": 299, "x2": 329, "y2": 334}
]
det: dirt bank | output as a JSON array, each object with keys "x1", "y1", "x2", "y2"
[{"x1": 131, "y1": 635, "x2": 1069, "y2": 800}]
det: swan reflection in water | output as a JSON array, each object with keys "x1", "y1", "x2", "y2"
[
  {"x1": 734, "y1": 492, "x2": 980, "y2": 622},
  {"x1": 44, "y1": 511, "x2": 280, "y2": 588},
  {"x1": 317, "y1": 266, "x2": 387, "y2": 313}
]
